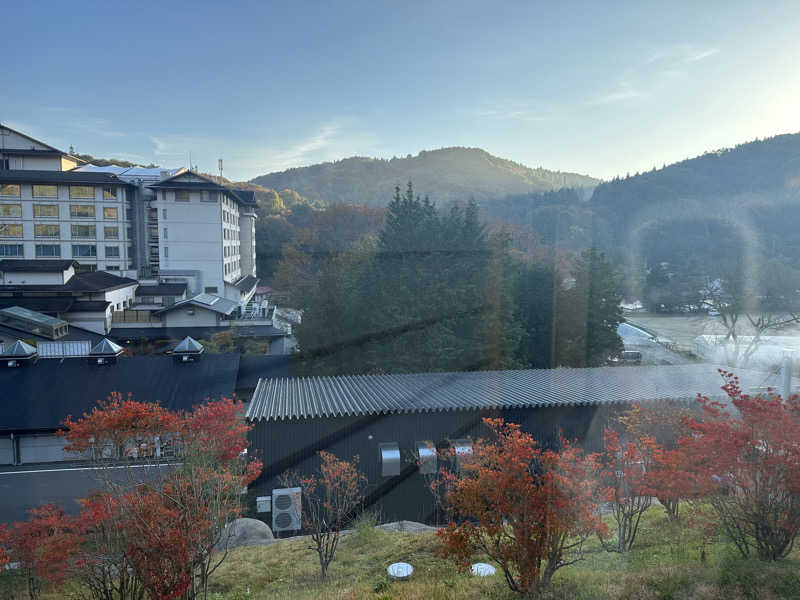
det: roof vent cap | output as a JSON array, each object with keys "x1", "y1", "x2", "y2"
[{"x1": 173, "y1": 336, "x2": 204, "y2": 363}]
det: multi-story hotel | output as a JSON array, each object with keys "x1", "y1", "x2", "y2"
[{"x1": 0, "y1": 123, "x2": 258, "y2": 304}]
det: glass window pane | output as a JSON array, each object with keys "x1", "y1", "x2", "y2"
[
  {"x1": 33, "y1": 185, "x2": 58, "y2": 198},
  {"x1": 0, "y1": 184, "x2": 20, "y2": 197},
  {"x1": 103, "y1": 186, "x2": 117, "y2": 200},
  {"x1": 0, "y1": 204, "x2": 21, "y2": 217},
  {"x1": 105, "y1": 245, "x2": 120, "y2": 258},
  {"x1": 72, "y1": 244, "x2": 97, "y2": 257},
  {"x1": 104, "y1": 226, "x2": 119, "y2": 239},
  {"x1": 103, "y1": 207, "x2": 118, "y2": 219},
  {"x1": 34, "y1": 224, "x2": 60, "y2": 237},
  {"x1": 0, "y1": 244, "x2": 23, "y2": 256},
  {"x1": 71, "y1": 224, "x2": 96, "y2": 238},
  {"x1": 35, "y1": 244, "x2": 60, "y2": 257},
  {"x1": 175, "y1": 190, "x2": 189, "y2": 202},
  {"x1": 33, "y1": 204, "x2": 59, "y2": 217},
  {"x1": 70, "y1": 205, "x2": 95, "y2": 218},
  {"x1": 0, "y1": 223, "x2": 23, "y2": 237},
  {"x1": 69, "y1": 186, "x2": 94, "y2": 199}
]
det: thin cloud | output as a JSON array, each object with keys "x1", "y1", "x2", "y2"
[
  {"x1": 586, "y1": 82, "x2": 643, "y2": 106},
  {"x1": 473, "y1": 107, "x2": 553, "y2": 123}
]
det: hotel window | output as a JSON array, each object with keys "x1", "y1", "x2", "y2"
[
  {"x1": 35, "y1": 244, "x2": 60, "y2": 257},
  {"x1": 0, "y1": 184, "x2": 20, "y2": 197},
  {"x1": 0, "y1": 244, "x2": 23, "y2": 256},
  {"x1": 163, "y1": 227, "x2": 168, "y2": 240},
  {"x1": 202, "y1": 191, "x2": 217, "y2": 202},
  {"x1": 105, "y1": 245, "x2": 120, "y2": 258},
  {"x1": 103, "y1": 186, "x2": 117, "y2": 200},
  {"x1": 0, "y1": 223, "x2": 23, "y2": 237},
  {"x1": 70, "y1": 205, "x2": 95, "y2": 218},
  {"x1": 74, "y1": 263, "x2": 97, "y2": 273},
  {"x1": 0, "y1": 204, "x2": 21, "y2": 217},
  {"x1": 34, "y1": 224, "x2": 60, "y2": 238},
  {"x1": 162, "y1": 208, "x2": 167, "y2": 219},
  {"x1": 103, "y1": 207, "x2": 118, "y2": 219},
  {"x1": 72, "y1": 244, "x2": 97, "y2": 257},
  {"x1": 33, "y1": 204, "x2": 59, "y2": 217},
  {"x1": 204, "y1": 286, "x2": 218, "y2": 294},
  {"x1": 105, "y1": 265, "x2": 120, "y2": 271},
  {"x1": 69, "y1": 185, "x2": 94, "y2": 199},
  {"x1": 71, "y1": 224, "x2": 96, "y2": 238},
  {"x1": 164, "y1": 246, "x2": 168, "y2": 258},
  {"x1": 104, "y1": 226, "x2": 119, "y2": 239},
  {"x1": 0, "y1": 159, "x2": 8, "y2": 170},
  {"x1": 175, "y1": 190, "x2": 189, "y2": 202},
  {"x1": 33, "y1": 185, "x2": 58, "y2": 198}
]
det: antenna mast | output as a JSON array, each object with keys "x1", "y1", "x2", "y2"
[{"x1": 218, "y1": 158, "x2": 223, "y2": 183}]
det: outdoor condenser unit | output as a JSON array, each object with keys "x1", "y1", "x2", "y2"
[{"x1": 271, "y1": 487, "x2": 302, "y2": 532}]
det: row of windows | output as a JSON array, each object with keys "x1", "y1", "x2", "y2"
[
  {"x1": 0, "y1": 223, "x2": 120, "y2": 239},
  {"x1": 224, "y1": 260, "x2": 240, "y2": 275},
  {"x1": 0, "y1": 184, "x2": 117, "y2": 199},
  {"x1": 0, "y1": 204, "x2": 118, "y2": 219},
  {"x1": 224, "y1": 245, "x2": 240, "y2": 258},
  {"x1": 0, "y1": 244, "x2": 121, "y2": 258},
  {"x1": 170, "y1": 190, "x2": 219, "y2": 203},
  {"x1": 223, "y1": 228, "x2": 239, "y2": 241}
]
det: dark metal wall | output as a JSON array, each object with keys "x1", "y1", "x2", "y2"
[{"x1": 247, "y1": 403, "x2": 623, "y2": 525}]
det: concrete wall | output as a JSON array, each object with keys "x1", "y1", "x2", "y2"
[
  {"x1": 1, "y1": 270, "x2": 68, "y2": 284},
  {"x1": 163, "y1": 306, "x2": 219, "y2": 327},
  {"x1": 64, "y1": 308, "x2": 112, "y2": 334},
  {"x1": 239, "y1": 212, "x2": 257, "y2": 277}
]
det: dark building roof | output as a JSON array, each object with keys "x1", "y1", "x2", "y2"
[
  {"x1": 135, "y1": 282, "x2": 187, "y2": 296},
  {"x1": 67, "y1": 301, "x2": 111, "y2": 312},
  {"x1": 0, "y1": 296, "x2": 76, "y2": 313},
  {"x1": 246, "y1": 364, "x2": 790, "y2": 422},
  {"x1": 0, "y1": 270, "x2": 138, "y2": 294},
  {"x1": 231, "y1": 189, "x2": 258, "y2": 206},
  {"x1": 236, "y1": 355, "x2": 292, "y2": 389},
  {"x1": 148, "y1": 172, "x2": 247, "y2": 204},
  {"x1": 153, "y1": 294, "x2": 239, "y2": 317},
  {"x1": 0, "y1": 123, "x2": 70, "y2": 154},
  {"x1": 0, "y1": 354, "x2": 240, "y2": 433},
  {"x1": 0, "y1": 170, "x2": 128, "y2": 186},
  {"x1": 0, "y1": 260, "x2": 77, "y2": 272},
  {"x1": 108, "y1": 324, "x2": 287, "y2": 343},
  {"x1": 0, "y1": 322, "x2": 103, "y2": 343},
  {"x1": 0, "y1": 149, "x2": 65, "y2": 157},
  {"x1": 235, "y1": 275, "x2": 259, "y2": 292}
]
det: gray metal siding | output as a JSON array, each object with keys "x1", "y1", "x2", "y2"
[
  {"x1": 19, "y1": 434, "x2": 69, "y2": 463},
  {"x1": 0, "y1": 436, "x2": 13, "y2": 465}
]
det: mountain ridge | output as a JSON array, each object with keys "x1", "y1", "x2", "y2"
[{"x1": 250, "y1": 146, "x2": 599, "y2": 207}]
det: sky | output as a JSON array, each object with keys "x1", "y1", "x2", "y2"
[{"x1": 2, "y1": 1, "x2": 799, "y2": 182}]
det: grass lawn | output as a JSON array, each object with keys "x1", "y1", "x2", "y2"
[{"x1": 7, "y1": 508, "x2": 800, "y2": 600}]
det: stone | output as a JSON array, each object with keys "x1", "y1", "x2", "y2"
[
  {"x1": 387, "y1": 562, "x2": 414, "y2": 580},
  {"x1": 217, "y1": 518, "x2": 275, "y2": 550},
  {"x1": 471, "y1": 563, "x2": 496, "y2": 577}
]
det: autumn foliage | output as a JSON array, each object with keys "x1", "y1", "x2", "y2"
[
  {"x1": 301, "y1": 451, "x2": 367, "y2": 578},
  {"x1": 677, "y1": 370, "x2": 800, "y2": 560},
  {"x1": 5, "y1": 394, "x2": 261, "y2": 600},
  {"x1": 435, "y1": 419, "x2": 610, "y2": 595}
]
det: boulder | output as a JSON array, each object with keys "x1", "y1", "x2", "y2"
[{"x1": 218, "y1": 518, "x2": 275, "y2": 550}]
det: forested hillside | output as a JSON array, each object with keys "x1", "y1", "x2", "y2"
[{"x1": 250, "y1": 147, "x2": 598, "y2": 207}]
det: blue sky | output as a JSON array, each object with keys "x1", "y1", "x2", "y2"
[{"x1": 2, "y1": 1, "x2": 799, "y2": 182}]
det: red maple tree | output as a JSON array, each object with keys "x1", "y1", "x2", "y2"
[
  {"x1": 300, "y1": 451, "x2": 366, "y2": 578},
  {"x1": 599, "y1": 428, "x2": 658, "y2": 553},
  {"x1": 678, "y1": 370, "x2": 800, "y2": 560},
  {"x1": 435, "y1": 418, "x2": 610, "y2": 595},
  {"x1": 5, "y1": 395, "x2": 261, "y2": 600}
]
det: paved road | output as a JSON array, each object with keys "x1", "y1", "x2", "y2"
[{"x1": 617, "y1": 322, "x2": 695, "y2": 366}]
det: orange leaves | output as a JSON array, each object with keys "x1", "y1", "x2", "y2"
[
  {"x1": 436, "y1": 418, "x2": 609, "y2": 594},
  {"x1": 7, "y1": 395, "x2": 262, "y2": 597}
]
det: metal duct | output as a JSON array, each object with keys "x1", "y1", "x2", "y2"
[
  {"x1": 379, "y1": 442, "x2": 401, "y2": 477},
  {"x1": 452, "y1": 439, "x2": 473, "y2": 471},
  {"x1": 415, "y1": 441, "x2": 437, "y2": 475}
]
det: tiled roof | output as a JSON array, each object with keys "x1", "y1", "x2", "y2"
[
  {"x1": 135, "y1": 283, "x2": 187, "y2": 296},
  {"x1": 246, "y1": 364, "x2": 789, "y2": 422},
  {"x1": 234, "y1": 275, "x2": 259, "y2": 292}
]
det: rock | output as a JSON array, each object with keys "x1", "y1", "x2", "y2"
[
  {"x1": 374, "y1": 520, "x2": 438, "y2": 534},
  {"x1": 471, "y1": 563, "x2": 496, "y2": 576},
  {"x1": 387, "y1": 562, "x2": 414, "y2": 580},
  {"x1": 217, "y1": 518, "x2": 275, "y2": 550}
]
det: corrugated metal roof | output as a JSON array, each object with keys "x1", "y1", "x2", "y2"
[{"x1": 246, "y1": 364, "x2": 789, "y2": 422}]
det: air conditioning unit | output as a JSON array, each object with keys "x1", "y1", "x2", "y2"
[{"x1": 271, "y1": 487, "x2": 301, "y2": 533}]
